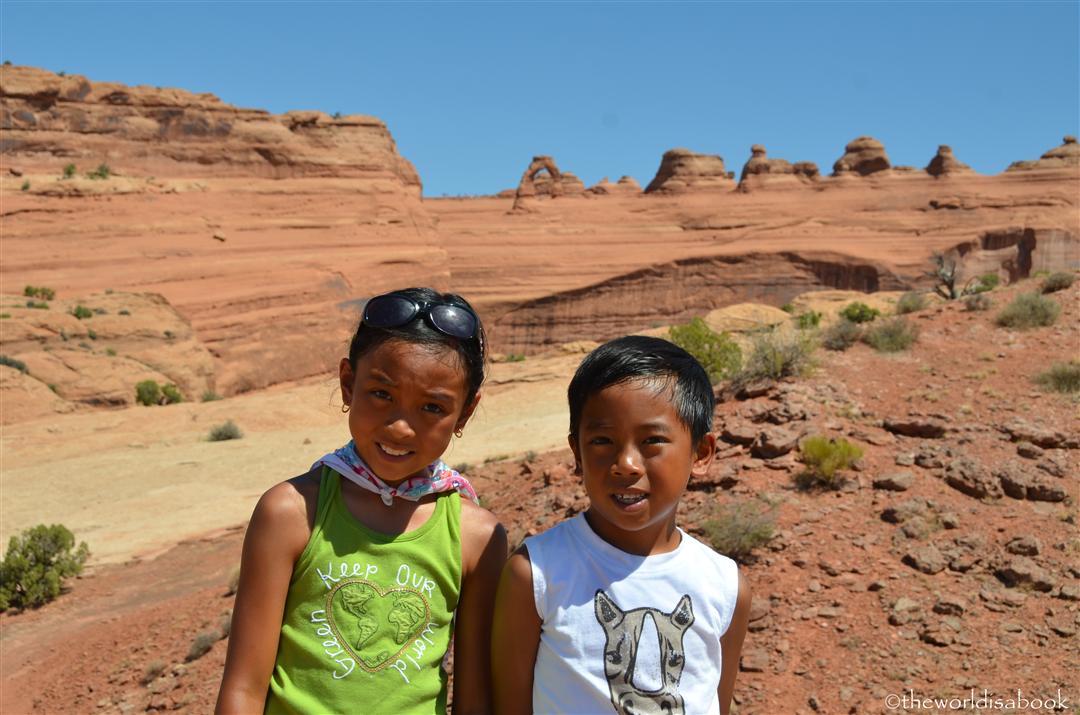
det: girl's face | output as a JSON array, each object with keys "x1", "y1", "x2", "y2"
[{"x1": 340, "y1": 338, "x2": 478, "y2": 483}]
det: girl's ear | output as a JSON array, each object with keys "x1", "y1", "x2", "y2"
[
  {"x1": 339, "y1": 358, "x2": 356, "y2": 406},
  {"x1": 690, "y1": 432, "x2": 717, "y2": 478},
  {"x1": 455, "y1": 392, "x2": 482, "y2": 432},
  {"x1": 567, "y1": 433, "x2": 582, "y2": 476}
]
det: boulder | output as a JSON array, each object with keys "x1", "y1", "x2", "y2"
[
  {"x1": 925, "y1": 145, "x2": 973, "y2": 177},
  {"x1": 873, "y1": 471, "x2": 914, "y2": 491},
  {"x1": 902, "y1": 544, "x2": 948, "y2": 574},
  {"x1": 883, "y1": 416, "x2": 948, "y2": 438},
  {"x1": 832, "y1": 136, "x2": 891, "y2": 176},
  {"x1": 645, "y1": 148, "x2": 735, "y2": 193},
  {"x1": 996, "y1": 556, "x2": 1057, "y2": 592},
  {"x1": 944, "y1": 457, "x2": 1002, "y2": 499}
]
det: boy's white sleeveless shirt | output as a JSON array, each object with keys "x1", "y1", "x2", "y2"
[{"x1": 524, "y1": 512, "x2": 740, "y2": 715}]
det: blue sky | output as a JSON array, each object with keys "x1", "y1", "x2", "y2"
[{"x1": 3, "y1": 1, "x2": 1077, "y2": 196}]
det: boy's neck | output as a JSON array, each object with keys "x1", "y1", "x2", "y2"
[{"x1": 582, "y1": 509, "x2": 683, "y2": 556}]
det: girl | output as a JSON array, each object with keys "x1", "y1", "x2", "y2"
[{"x1": 216, "y1": 288, "x2": 507, "y2": 715}]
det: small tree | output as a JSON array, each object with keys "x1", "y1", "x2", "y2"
[
  {"x1": 927, "y1": 252, "x2": 959, "y2": 300},
  {"x1": 0, "y1": 524, "x2": 90, "y2": 611},
  {"x1": 62, "y1": 163, "x2": 76, "y2": 179},
  {"x1": 668, "y1": 318, "x2": 742, "y2": 384}
]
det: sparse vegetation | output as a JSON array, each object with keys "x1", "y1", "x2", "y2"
[
  {"x1": 1041, "y1": 272, "x2": 1075, "y2": 294},
  {"x1": 862, "y1": 317, "x2": 919, "y2": 352},
  {"x1": 780, "y1": 302, "x2": 795, "y2": 314},
  {"x1": 62, "y1": 163, "x2": 76, "y2": 179},
  {"x1": 186, "y1": 629, "x2": 221, "y2": 662},
  {"x1": 821, "y1": 318, "x2": 861, "y2": 351},
  {"x1": 25, "y1": 301, "x2": 49, "y2": 309},
  {"x1": 700, "y1": 499, "x2": 777, "y2": 563},
  {"x1": 732, "y1": 328, "x2": 815, "y2": 386},
  {"x1": 967, "y1": 273, "x2": 1000, "y2": 294},
  {"x1": 995, "y1": 293, "x2": 1060, "y2": 329},
  {"x1": 201, "y1": 390, "x2": 222, "y2": 402},
  {"x1": 226, "y1": 567, "x2": 241, "y2": 596},
  {"x1": 0, "y1": 313, "x2": 10, "y2": 319},
  {"x1": 208, "y1": 420, "x2": 243, "y2": 442},
  {"x1": 86, "y1": 329, "x2": 97, "y2": 340},
  {"x1": 795, "y1": 311, "x2": 821, "y2": 329},
  {"x1": 23, "y1": 285, "x2": 56, "y2": 300},
  {"x1": 161, "y1": 383, "x2": 183, "y2": 404},
  {"x1": 118, "y1": 309, "x2": 131, "y2": 316},
  {"x1": 796, "y1": 435, "x2": 863, "y2": 489},
  {"x1": 963, "y1": 293, "x2": 992, "y2": 312},
  {"x1": 0, "y1": 524, "x2": 89, "y2": 611},
  {"x1": 86, "y1": 163, "x2": 111, "y2": 180},
  {"x1": 106, "y1": 348, "x2": 117, "y2": 357},
  {"x1": 135, "y1": 380, "x2": 161, "y2": 406},
  {"x1": 927, "y1": 252, "x2": 960, "y2": 300},
  {"x1": 1, "y1": 355, "x2": 28, "y2": 373},
  {"x1": 668, "y1": 318, "x2": 742, "y2": 384},
  {"x1": 895, "y1": 291, "x2": 926, "y2": 315},
  {"x1": 21, "y1": 180, "x2": 29, "y2": 191},
  {"x1": 524, "y1": 450, "x2": 537, "y2": 463},
  {"x1": 1034, "y1": 361, "x2": 1080, "y2": 394},
  {"x1": 839, "y1": 301, "x2": 880, "y2": 324},
  {"x1": 70, "y1": 305, "x2": 93, "y2": 320},
  {"x1": 141, "y1": 660, "x2": 166, "y2": 685},
  {"x1": 504, "y1": 353, "x2": 526, "y2": 362}
]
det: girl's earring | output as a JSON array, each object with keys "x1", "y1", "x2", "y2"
[
  {"x1": 454, "y1": 428, "x2": 464, "y2": 438},
  {"x1": 341, "y1": 404, "x2": 350, "y2": 414}
]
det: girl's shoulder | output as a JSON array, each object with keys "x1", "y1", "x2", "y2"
[
  {"x1": 250, "y1": 466, "x2": 323, "y2": 543},
  {"x1": 458, "y1": 497, "x2": 507, "y2": 571}
]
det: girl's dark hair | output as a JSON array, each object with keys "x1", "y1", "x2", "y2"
[
  {"x1": 567, "y1": 335, "x2": 715, "y2": 445},
  {"x1": 348, "y1": 287, "x2": 486, "y2": 408}
]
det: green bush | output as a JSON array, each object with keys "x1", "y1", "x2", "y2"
[
  {"x1": 795, "y1": 311, "x2": 821, "y2": 329},
  {"x1": 963, "y1": 293, "x2": 992, "y2": 312},
  {"x1": 796, "y1": 436, "x2": 863, "y2": 489},
  {"x1": 862, "y1": 317, "x2": 919, "y2": 353},
  {"x1": 505, "y1": 353, "x2": 526, "y2": 363},
  {"x1": 23, "y1": 285, "x2": 56, "y2": 300},
  {"x1": 733, "y1": 328, "x2": 815, "y2": 387},
  {"x1": 1034, "y1": 361, "x2": 1080, "y2": 394},
  {"x1": 201, "y1": 390, "x2": 222, "y2": 402},
  {"x1": 70, "y1": 305, "x2": 92, "y2": 320},
  {"x1": 780, "y1": 302, "x2": 796, "y2": 314},
  {"x1": 839, "y1": 301, "x2": 880, "y2": 324},
  {"x1": 967, "y1": 273, "x2": 1000, "y2": 294},
  {"x1": 25, "y1": 300, "x2": 49, "y2": 309},
  {"x1": 20, "y1": 180, "x2": 30, "y2": 192},
  {"x1": 895, "y1": 291, "x2": 926, "y2": 315},
  {"x1": 135, "y1": 380, "x2": 161, "y2": 406},
  {"x1": 1041, "y1": 272, "x2": 1075, "y2": 294},
  {"x1": 118, "y1": 309, "x2": 131, "y2": 316},
  {"x1": 208, "y1": 420, "x2": 243, "y2": 441},
  {"x1": 86, "y1": 164, "x2": 111, "y2": 180},
  {"x1": 668, "y1": 318, "x2": 742, "y2": 384},
  {"x1": 62, "y1": 163, "x2": 76, "y2": 179},
  {"x1": 0, "y1": 524, "x2": 89, "y2": 611},
  {"x1": 161, "y1": 383, "x2": 183, "y2": 404},
  {"x1": 822, "y1": 319, "x2": 861, "y2": 351},
  {"x1": 105, "y1": 348, "x2": 117, "y2": 357},
  {"x1": 995, "y1": 293, "x2": 1060, "y2": 329},
  {"x1": 700, "y1": 499, "x2": 776, "y2": 563},
  {"x1": 1, "y1": 355, "x2": 28, "y2": 373},
  {"x1": 186, "y1": 629, "x2": 221, "y2": 661}
]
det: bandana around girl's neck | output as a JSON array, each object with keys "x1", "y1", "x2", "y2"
[{"x1": 312, "y1": 440, "x2": 479, "y2": 507}]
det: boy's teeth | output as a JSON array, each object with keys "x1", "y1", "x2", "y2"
[
  {"x1": 380, "y1": 444, "x2": 411, "y2": 456},
  {"x1": 613, "y1": 493, "x2": 646, "y2": 505}
]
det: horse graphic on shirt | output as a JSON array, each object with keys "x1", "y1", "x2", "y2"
[{"x1": 593, "y1": 590, "x2": 694, "y2": 715}]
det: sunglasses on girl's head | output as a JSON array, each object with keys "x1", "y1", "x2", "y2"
[{"x1": 362, "y1": 293, "x2": 482, "y2": 351}]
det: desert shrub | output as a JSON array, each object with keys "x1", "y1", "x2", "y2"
[
  {"x1": 62, "y1": 163, "x2": 76, "y2": 179},
  {"x1": 0, "y1": 524, "x2": 90, "y2": 611},
  {"x1": 524, "y1": 450, "x2": 537, "y2": 463},
  {"x1": 995, "y1": 293, "x2": 1060, "y2": 329},
  {"x1": 963, "y1": 293, "x2": 992, "y2": 312},
  {"x1": 118, "y1": 309, "x2": 131, "y2": 316},
  {"x1": 862, "y1": 317, "x2": 919, "y2": 353},
  {"x1": 70, "y1": 305, "x2": 92, "y2": 320},
  {"x1": 93, "y1": 307, "x2": 107, "y2": 315},
  {"x1": 25, "y1": 301, "x2": 49, "y2": 309},
  {"x1": 0, "y1": 313, "x2": 9, "y2": 319},
  {"x1": 780, "y1": 302, "x2": 796, "y2": 314},
  {"x1": 796, "y1": 436, "x2": 863, "y2": 489},
  {"x1": 700, "y1": 499, "x2": 776, "y2": 563},
  {"x1": 839, "y1": 301, "x2": 880, "y2": 324},
  {"x1": 86, "y1": 164, "x2": 111, "y2": 180},
  {"x1": 105, "y1": 348, "x2": 117, "y2": 357},
  {"x1": 822, "y1": 319, "x2": 862, "y2": 351},
  {"x1": 733, "y1": 328, "x2": 815, "y2": 387},
  {"x1": 1, "y1": 355, "x2": 28, "y2": 373},
  {"x1": 186, "y1": 629, "x2": 221, "y2": 662},
  {"x1": 226, "y1": 567, "x2": 241, "y2": 596},
  {"x1": 668, "y1": 318, "x2": 742, "y2": 384},
  {"x1": 795, "y1": 311, "x2": 821, "y2": 329},
  {"x1": 505, "y1": 353, "x2": 526, "y2": 363},
  {"x1": 208, "y1": 420, "x2": 243, "y2": 442},
  {"x1": 201, "y1": 390, "x2": 222, "y2": 402},
  {"x1": 927, "y1": 252, "x2": 960, "y2": 300},
  {"x1": 86, "y1": 329, "x2": 97, "y2": 340},
  {"x1": 1034, "y1": 361, "x2": 1080, "y2": 394},
  {"x1": 135, "y1": 380, "x2": 161, "y2": 406},
  {"x1": 161, "y1": 383, "x2": 183, "y2": 404},
  {"x1": 966, "y1": 273, "x2": 1000, "y2": 294},
  {"x1": 23, "y1": 285, "x2": 56, "y2": 300},
  {"x1": 895, "y1": 291, "x2": 926, "y2": 315},
  {"x1": 20, "y1": 180, "x2": 30, "y2": 191},
  {"x1": 140, "y1": 660, "x2": 166, "y2": 685},
  {"x1": 218, "y1": 611, "x2": 233, "y2": 638},
  {"x1": 1041, "y1": 272, "x2": 1075, "y2": 294}
]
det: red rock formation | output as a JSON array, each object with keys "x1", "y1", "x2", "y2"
[
  {"x1": 738, "y1": 144, "x2": 820, "y2": 191},
  {"x1": 832, "y1": 136, "x2": 891, "y2": 176},
  {"x1": 0, "y1": 65, "x2": 421, "y2": 191},
  {"x1": 587, "y1": 175, "x2": 641, "y2": 195},
  {"x1": 1007, "y1": 135, "x2": 1080, "y2": 172},
  {"x1": 511, "y1": 155, "x2": 563, "y2": 212},
  {"x1": 925, "y1": 145, "x2": 973, "y2": 177},
  {"x1": 645, "y1": 148, "x2": 735, "y2": 193}
]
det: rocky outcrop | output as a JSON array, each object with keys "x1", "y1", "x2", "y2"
[
  {"x1": 645, "y1": 148, "x2": 735, "y2": 193},
  {"x1": 832, "y1": 136, "x2": 891, "y2": 176},
  {"x1": 1007, "y1": 135, "x2": 1080, "y2": 172},
  {"x1": 587, "y1": 175, "x2": 641, "y2": 195},
  {"x1": 511, "y1": 155, "x2": 563, "y2": 212},
  {"x1": 925, "y1": 145, "x2": 973, "y2": 177},
  {"x1": 0, "y1": 65, "x2": 421, "y2": 191},
  {"x1": 953, "y1": 227, "x2": 1080, "y2": 283},
  {"x1": 738, "y1": 145, "x2": 819, "y2": 191}
]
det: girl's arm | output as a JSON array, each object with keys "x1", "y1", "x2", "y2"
[
  {"x1": 717, "y1": 570, "x2": 752, "y2": 715},
  {"x1": 451, "y1": 501, "x2": 508, "y2": 715},
  {"x1": 491, "y1": 546, "x2": 542, "y2": 715},
  {"x1": 215, "y1": 475, "x2": 316, "y2": 715}
]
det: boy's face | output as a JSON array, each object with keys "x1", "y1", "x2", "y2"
[{"x1": 569, "y1": 378, "x2": 715, "y2": 556}]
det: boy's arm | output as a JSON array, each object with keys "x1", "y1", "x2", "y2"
[
  {"x1": 717, "y1": 570, "x2": 752, "y2": 715},
  {"x1": 215, "y1": 477, "x2": 315, "y2": 715},
  {"x1": 492, "y1": 546, "x2": 542, "y2": 715},
  {"x1": 451, "y1": 501, "x2": 508, "y2": 715}
]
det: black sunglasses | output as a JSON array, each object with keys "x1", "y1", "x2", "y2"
[{"x1": 362, "y1": 293, "x2": 483, "y2": 354}]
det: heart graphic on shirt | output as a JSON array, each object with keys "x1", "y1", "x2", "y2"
[{"x1": 325, "y1": 579, "x2": 432, "y2": 672}]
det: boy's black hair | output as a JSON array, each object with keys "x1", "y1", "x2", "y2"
[
  {"x1": 348, "y1": 287, "x2": 486, "y2": 407},
  {"x1": 567, "y1": 335, "x2": 715, "y2": 445}
]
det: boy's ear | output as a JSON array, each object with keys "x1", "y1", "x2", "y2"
[
  {"x1": 567, "y1": 433, "x2": 582, "y2": 475},
  {"x1": 339, "y1": 358, "x2": 355, "y2": 406},
  {"x1": 455, "y1": 392, "x2": 481, "y2": 432},
  {"x1": 690, "y1": 432, "x2": 717, "y2": 478}
]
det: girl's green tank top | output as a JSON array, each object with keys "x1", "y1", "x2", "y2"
[{"x1": 265, "y1": 467, "x2": 462, "y2": 715}]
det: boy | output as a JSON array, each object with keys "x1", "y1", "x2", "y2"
[{"x1": 493, "y1": 335, "x2": 751, "y2": 715}]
